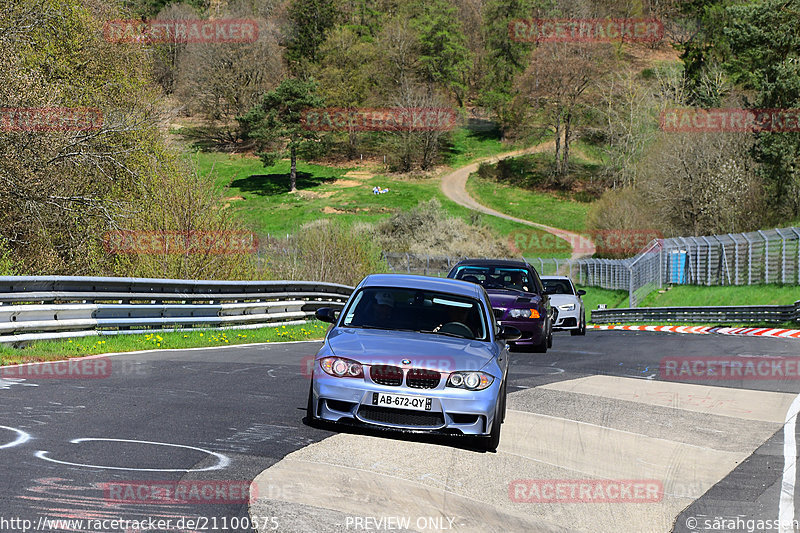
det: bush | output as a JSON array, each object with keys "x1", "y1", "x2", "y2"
[
  {"x1": 109, "y1": 164, "x2": 260, "y2": 281},
  {"x1": 374, "y1": 199, "x2": 512, "y2": 258},
  {"x1": 265, "y1": 220, "x2": 387, "y2": 286},
  {"x1": 0, "y1": 237, "x2": 17, "y2": 275}
]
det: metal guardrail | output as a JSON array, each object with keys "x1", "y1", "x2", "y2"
[
  {"x1": 591, "y1": 301, "x2": 800, "y2": 324},
  {"x1": 0, "y1": 276, "x2": 354, "y2": 345}
]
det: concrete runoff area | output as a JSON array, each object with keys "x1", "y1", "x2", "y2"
[{"x1": 250, "y1": 375, "x2": 792, "y2": 532}]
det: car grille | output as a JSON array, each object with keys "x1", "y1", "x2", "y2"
[
  {"x1": 358, "y1": 405, "x2": 444, "y2": 427},
  {"x1": 370, "y1": 365, "x2": 403, "y2": 386},
  {"x1": 406, "y1": 368, "x2": 441, "y2": 389}
]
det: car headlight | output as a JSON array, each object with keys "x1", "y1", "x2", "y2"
[
  {"x1": 446, "y1": 371, "x2": 494, "y2": 390},
  {"x1": 508, "y1": 308, "x2": 540, "y2": 319},
  {"x1": 320, "y1": 356, "x2": 364, "y2": 378},
  {"x1": 558, "y1": 304, "x2": 575, "y2": 311}
]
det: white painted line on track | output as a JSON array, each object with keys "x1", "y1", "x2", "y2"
[
  {"x1": 780, "y1": 393, "x2": 800, "y2": 533},
  {"x1": 0, "y1": 425, "x2": 31, "y2": 449},
  {"x1": 35, "y1": 437, "x2": 230, "y2": 472}
]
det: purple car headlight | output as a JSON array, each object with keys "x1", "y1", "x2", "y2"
[
  {"x1": 508, "y1": 308, "x2": 540, "y2": 319},
  {"x1": 447, "y1": 371, "x2": 493, "y2": 390}
]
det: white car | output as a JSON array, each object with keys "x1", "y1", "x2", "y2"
[{"x1": 541, "y1": 276, "x2": 586, "y2": 336}]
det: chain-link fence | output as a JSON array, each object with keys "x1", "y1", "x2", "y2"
[{"x1": 382, "y1": 226, "x2": 800, "y2": 307}]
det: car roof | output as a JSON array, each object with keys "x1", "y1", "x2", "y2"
[
  {"x1": 452, "y1": 258, "x2": 531, "y2": 268},
  {"x1": 359, "y1": 273, "x2": 483, "y2": 299},
  {"x1": 541, "y1": 275, "x2": 572, "y2": 280}
]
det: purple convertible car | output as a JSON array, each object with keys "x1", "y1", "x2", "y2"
[{"x1": 447, "y1": 259, "x2": 553, "y2": 352}]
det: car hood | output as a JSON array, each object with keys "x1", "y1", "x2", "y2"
[
  {"x1": 326, "y1": 328, "x2": 494, "y2": 372},
  {"x1": 548, "y1": 294, "x2": 580, "y2": 306},
  {"x1": 486, "y1": 290, "x2": 542, "y2": 309}
]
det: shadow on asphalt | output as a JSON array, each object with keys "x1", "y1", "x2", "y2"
[{"x1": 300, "y1": 413, "x2": 492, "y2": 453}]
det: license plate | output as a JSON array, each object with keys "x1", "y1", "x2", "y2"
[{"x1": 372, "y1": 392, "x2": 432, "y2": 411}]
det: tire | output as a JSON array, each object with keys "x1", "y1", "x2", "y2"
[
  {"x1": 532, "y1": 322, "x2": 549, "y2": 352},
  {"x1": 571, "y1": 314, "x2": 586, "y2": 336},
  {"x1": 483, "y1": 393, "x2": 503, "y2": 452},
  {"x1": 500, "y1": 380, "x2": 508, "y2": 423},
  {"x1": 306, "y1": 380, "x2": 316, "y2": 422},
  {"x1": 531, "y1": 337, "x2": 547, "y2": 353}
]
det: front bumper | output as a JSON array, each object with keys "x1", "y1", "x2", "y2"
[
  {"x1": 553, "y1": 308, "x2": 580, "y2": 330},
  {"x1": 498, "y1": 318, "x2": 547, "y2": 346},
  {"x1": 309, "y1": 373, "x2": 500, "y2": 436}
]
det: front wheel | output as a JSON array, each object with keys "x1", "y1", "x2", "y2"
[
  {"x1": 306, "y1": 381, "x2": 316, "y2": 422},
  {"x1": 483, "y1": 394, "x2": 503, "y2": 452},
  {"x1": 571, "y1": 314, "x2": 586, "y2": 336}
]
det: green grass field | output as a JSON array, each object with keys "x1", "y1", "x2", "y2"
[
  {"x1": 466, "y1": 176, "x2": 592, "y2": 233},
  {"x1": 0, "y1": 323, "x2": 328, "y2": 366},
  {"x1": 192, "y1": 149, "x2": 571, "y2": 258},
  {"x1": 576, "y1": 284, "x2": 800, "y2": 325},
  {"x1": 442, "y1": 125, "x2": 530, "y2": 167},
  {"x1": 639, "y1": 284, "x2": 800, "y2": 307},
  {"x1": 577, "y1": 286, "x2": 630, "y2": 312}
]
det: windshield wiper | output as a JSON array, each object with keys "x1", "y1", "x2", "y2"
[
  {"x1": 416, "y1": 329, "x2": 472, "y2": 339},
  {"x1": 347, "y1": 325, "x2": 416, "y2": 332},
  {"x1": 490, "y1": 286, "x2": 526, "y2": 293}
]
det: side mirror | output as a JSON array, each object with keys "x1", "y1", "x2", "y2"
[
  {"x1": 498, "y1": 325, "x2": 522, "y2": 341},
  {"x1": 315, "y1": 307, "x2": 337, "y2": 324},
  {"x1": 577, "y1": 289, "x2": 586, "y2": 296}
]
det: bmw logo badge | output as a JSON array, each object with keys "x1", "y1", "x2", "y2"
[{"x1": 401, "y1": 359, "x2": 411, "y2": 365}]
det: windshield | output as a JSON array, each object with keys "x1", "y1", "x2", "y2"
[
  {"x1": 452, "y1": 265, "x2": 536, "y2": 293},
  {"x1": 542, "y1": 279, "x2": 575, "y2": 295},
  {"x1": 340, "y1": 287, "x2": 488, "y2": 340}
]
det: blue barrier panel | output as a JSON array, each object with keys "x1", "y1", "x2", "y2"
[{"x1": 669, "y1": 250, "x2": 687, "y2": 284}]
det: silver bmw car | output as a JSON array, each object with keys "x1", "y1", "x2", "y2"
[{"x1": 306, "y1": 274, "x2": 520, "y2": 452}]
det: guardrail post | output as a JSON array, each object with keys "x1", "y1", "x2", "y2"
[
  {"x1": 792, "y1": 228, "x2": 800, "y2": 284},
  {"x1": 628, "y1": 263, "x2": 635, "y2": 307},
  {"x1": 757, "y1": 230, "x2": 769, "y2": 284}
]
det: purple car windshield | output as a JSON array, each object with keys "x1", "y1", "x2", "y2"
[
  {"x1": 452, "y1": 266, "x2": 534, "y2": 293},
  {"x1": 340, "y1": 287, "x2": 488, "y2": 341}
]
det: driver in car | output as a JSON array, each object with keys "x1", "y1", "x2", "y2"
[
  {"x1": 372, "y1": 291, "x2": 395, "y2": 327},
  {"x1": 509, "y1": 271, "x2": 529, "y2": 291},
  {"x1": 432, "y1": 305, "x2": 474, "y2": 338}
]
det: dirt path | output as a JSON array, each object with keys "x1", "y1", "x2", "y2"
[{"x1": 440, "y1": 141, "x2": 595, "y2": 260}]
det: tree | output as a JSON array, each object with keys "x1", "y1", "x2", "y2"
[
  {"x1": 285, "y1": 0, "x2": 338, "y2": 74},
  {"x1": 638, "y1": 132, "x2": 765, "y2": 236},
  {"x1": 596, "y1": 64, "x2": 684, "y2": 188},
  {"x1": 175, "y1": 17, "x2": 285, "y2": 150},
  {"x1": 479, "y1": 0, "x2": 536, "y2": 137},
  {"x1": 723, "y1": 0, "x2": 800, "y2": 221},
  {"x1": 409, "y1": 0, "x2": 470, "y2": 103},
  {"x1": 239, "y1": 78, "x2": 325, "y2": 192},
  {"x1": 517, "y1": 42, "x2": 613, "y2": 179},
  {"x1": 0, "y1": 0, "x2": 252, "y2": 278},
  {"x1": 313, "y1": 26, "x2": 378, "y2": 158},
  {"x1": 388, "y1": 82, "x2": 450, "y2": 171}
]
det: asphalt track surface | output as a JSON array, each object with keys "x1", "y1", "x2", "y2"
[{"x1": 1, "y1": 331, "x2": 799, "y2": 533}]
